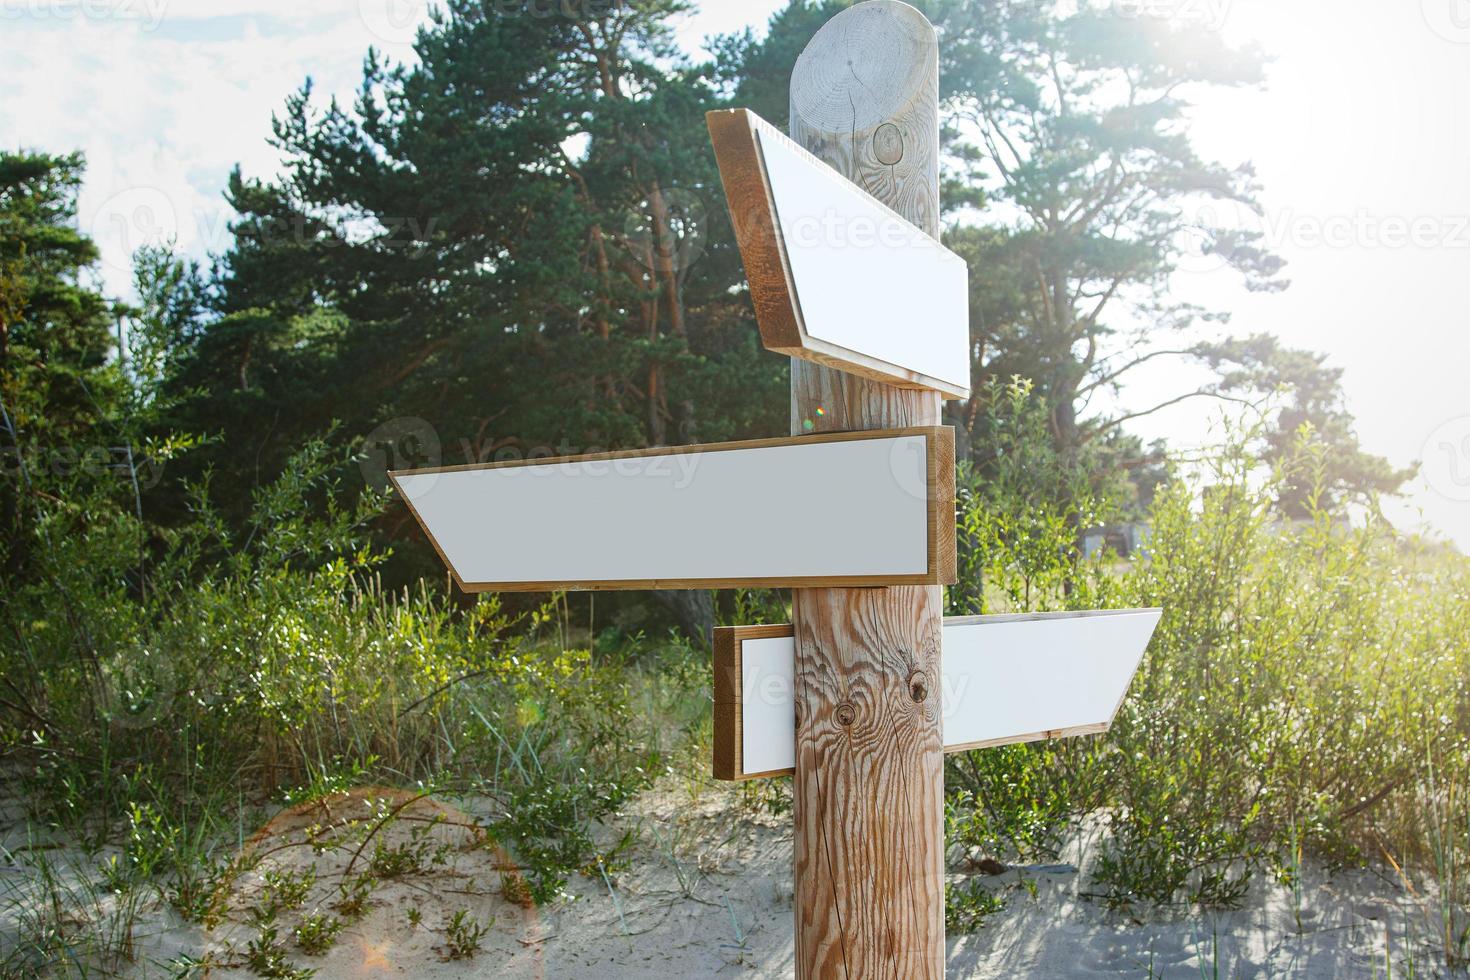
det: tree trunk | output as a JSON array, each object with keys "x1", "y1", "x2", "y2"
[{"x1": 651, "y1": 589, "x2": 713, "y2": 647}]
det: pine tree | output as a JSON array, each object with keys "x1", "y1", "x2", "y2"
[{"x1": 0, "y1": 151, "x2": 121, "y2": 443}]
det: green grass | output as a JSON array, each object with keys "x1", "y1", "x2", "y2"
[
  {"x1": 291, "y1": 911, "x2": 342, "y2": 956},
  {"x1": 944, "y1": 879, "x2": 1007, "y2": 934},
  {"x1": 0, "y1": 441, "x2": 701, "y2": 976},
  {"x1": 440, "y1": 908, "x2": 490, "y2": 961},
  {"x1": 943, "y1": 392, "x2": 1470, "y2": 965},
  {"x1": 2, "y1": 412, "x2": 1468, "y2": 974}
]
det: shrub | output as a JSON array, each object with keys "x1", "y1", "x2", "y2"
[
  {"x1": 0, "y1": 437, "x2": 670, "y2": 953},
  {"x1": 946, "y1": 409, "x2": 1470, "y2": 918}
]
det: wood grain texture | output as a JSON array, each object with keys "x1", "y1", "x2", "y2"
[
  {"x1": 712, "y1": 609, "x2": 1164, "y2": 779},
  {"x1": 716, "y1": 623, "x2": 1041, "y2": 782},
  {"x1": 706, "y1": 108, "x2": 805, "y2": 354},
  {"x1": 789, "y1": 1, "x2": 940, "y2": 233},
  {"x1": 788, "y1": 4, "x2": 946, "y2": 978}
]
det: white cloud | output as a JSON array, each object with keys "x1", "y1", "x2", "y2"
[
  {"x1": 0, "y1": 0, "x2": 787, "y2": 297},
  {"x1": 9, "y1": 0, "x2": 1460, "y2": 551},
  {"x1": 1, "y1": 0, "x2": 431, "y2": 296}
]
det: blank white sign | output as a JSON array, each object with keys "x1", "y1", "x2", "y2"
[
  {"x1": 741, "y1": 637, "x2": 799, "y2": 779},
  {"x1": 391, "y1": 429, "x2": 946, "y2": 592},
  {"x1": 756, "y1": 121, "x2": 971, "y2": 394},
  {"x1": 732, "y1": 609, "x2": 1162, "y2": 777},
  {"x1": 940, "y1": 609, "x2": 1162, "y2": 752}
]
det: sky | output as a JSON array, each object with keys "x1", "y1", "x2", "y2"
[{"x1": 2, "y1": 0, "x2": 1468, "y2": 551}]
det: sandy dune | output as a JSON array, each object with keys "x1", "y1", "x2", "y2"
[{"x1": 3, "y1": 783, "x2": 1437, "y2": 978}]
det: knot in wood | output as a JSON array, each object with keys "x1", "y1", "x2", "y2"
[
  {"x1": 907, "y1": 670, "x2": 929, "y2": 703},
  {"x1": 873, "y1": 122, "x2": 904, "y2": 165},
  {"x1": 835, "y1": 702, "x2": 857, "y2": 727}
]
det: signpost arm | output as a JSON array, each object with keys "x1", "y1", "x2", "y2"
[{"x1": 788, "y1": 3, "x2": 947, "y2": 977}]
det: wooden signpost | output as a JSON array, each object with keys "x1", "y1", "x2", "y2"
[
  {"x1": 712, "y1": 609, "x2": 1162, "y2": 781},
  {"x1": 389, "y1": 2, "x2": 1164, "y2": 976},
  {"x1": 391, "y1": 428, "x2": 954, "y2": 592},
  {"x1": 707, "y1": 108, "x2": 971, "y2": 398},
  {"x1": 767, "y1": 6, "x2": 950, "y2": 977}
]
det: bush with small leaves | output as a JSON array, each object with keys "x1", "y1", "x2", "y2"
[{"x1": 442, "y1": 909, "x2": 491, "y2": 961}]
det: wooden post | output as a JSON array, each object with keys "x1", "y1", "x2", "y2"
[{"x1": 788, "y1": 3, "x2": 946, "y2": 978}]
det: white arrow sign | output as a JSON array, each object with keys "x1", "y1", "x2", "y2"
[
  {"x1": 708, "y1": 108, "x2": 971, "y2": 399},
  {"x1": 391, "y1": 427, "x2": 955, "y2": 592},
  {"x1": 713, "y1": 608, "x2": 1162, "y2": 780}
]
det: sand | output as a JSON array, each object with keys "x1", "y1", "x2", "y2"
[{"x1": 1, "y1": 781, "x2": 1444, "y2": 978}]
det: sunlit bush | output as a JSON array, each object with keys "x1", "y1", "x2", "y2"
[{"x1": 946, "y1": 382, "x2": 1470, "y2": 917}]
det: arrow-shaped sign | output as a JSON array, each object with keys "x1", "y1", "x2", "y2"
[
  {"x1": 391, "y1": 427, "x2": 955, "y2": 592},
  {"x1": 708, "y1": 108, "x2": 971, "y2": 400},
  {"x1": 713, "y1": 608, "x2": 1162, "y2": 780}
]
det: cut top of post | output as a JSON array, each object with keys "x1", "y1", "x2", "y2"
[{"x1": 790, "y1": 0, "x2": 940, "y2": 238}]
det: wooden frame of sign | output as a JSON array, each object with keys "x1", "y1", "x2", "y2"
[
  {"x1": 712, "y1": 609, "x2": 1163, "y2": 781},
  {"x1": 390, "y1": 426, "x2": 955, "y2": 593},
  {"x1": 708, "y1": 108, "x2": 971, "y2": 400}
]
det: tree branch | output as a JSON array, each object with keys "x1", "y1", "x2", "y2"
[
  {"x1": 1079, "y1": 347, "x2": 1198, "y2": 396},
  {"x1": 1081, "y1": 389, "x2": 1261, "y2": 443}
]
